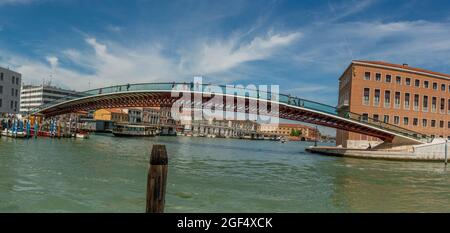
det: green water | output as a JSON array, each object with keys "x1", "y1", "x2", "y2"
[{"x1": 1, "y1": 134, "x2": 450, "y2": 213}]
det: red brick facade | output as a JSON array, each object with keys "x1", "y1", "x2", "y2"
[{"x1": 337, "y1": 60, "x2": 450, "y2": 148}]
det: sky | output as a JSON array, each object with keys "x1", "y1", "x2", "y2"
[{"x1": 1, "y1": 0, "x2": 450, "y2": 108}]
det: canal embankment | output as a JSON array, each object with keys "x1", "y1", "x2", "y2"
[{"x1": 306, "y1": 138, "x2": 450, "y2": 162}]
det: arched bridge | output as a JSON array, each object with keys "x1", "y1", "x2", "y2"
[{"x1": 32, "y1": 82, "x2": 429, "y2": 145}]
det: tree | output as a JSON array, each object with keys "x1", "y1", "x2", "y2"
[{"x1": 290, "y1": 129, "x2": 302, "y2": 137}]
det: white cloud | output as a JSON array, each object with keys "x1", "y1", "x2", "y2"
[
  {"x1": 184, "y1": 32, "x2": 302, "y2": 74},
  {"x1": 1, "y1": 30, "x2": 302, "y2": 91},
  {"x1": 294, "y1": 20, "x2": 450, "y2": 73},
  {"x1": 46, "y1": 56, "x2": 58, "y2": 69},
  {"x1": 327, "y1": 0, "x2": 375, "y2": 22},
  {"x1": 107, "y1": 25, "x2": 123, "y2": 32}
]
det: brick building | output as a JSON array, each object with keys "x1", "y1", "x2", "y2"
[
  {"x1": 93, "y1": 108, "x2": 129, "y2": 123},
  {"x1": 259, "y1": 123, "x2": 320, "y2": 141},
  {"x1": 337, "y1": 60, "x2": 450, "y2": 148}
]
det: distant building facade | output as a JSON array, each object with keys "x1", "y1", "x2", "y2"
[
  {"x1": 128, "y1": 107, "x2": 160, "y2": 125},
  {"x1": 93, "y1": 108, "x2": 129, "y2": 123},
  {"x1": 337, "y1": 60, "x2": 450, "y2": 148},
  {"x1": 142, "y1": 108, "x2": 160, "y2": 125},
  {"x1": 259, "y1": 123, "x2": 319, "y2": 141},
  {"x1": 0, "y1": 66, "x2": 21, "y2": 115},
  {"x1": 183, "y1": 118, "x2": 260, "y2": 138},
  {"x1": 20, "y1": 84, "x2": 83, "y2": 114}
]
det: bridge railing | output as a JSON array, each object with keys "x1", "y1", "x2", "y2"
[
  {"x1": 278, "y1": 94, "x2": 430, "y2": 142},
  {"x1": 31, "y1": 82, "x2": 429, "y2": 142}
]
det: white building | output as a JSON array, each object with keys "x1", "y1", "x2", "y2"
[
  {"x1": 20, "y1": 84, "x2": 84, "y2": 115},
  {"x1": 0, "y1": 66, "x2": 21, "y2": 115},
  {"x1": 128, "y1": 107, "x2": 160, "y2": 125}
]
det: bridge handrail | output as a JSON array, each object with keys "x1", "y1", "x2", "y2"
[{"x1": 30, "y1": 82, "x2": 430, "y2": 142}]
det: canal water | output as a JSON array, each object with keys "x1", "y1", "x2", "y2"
[{"x1": 1, "y1": 134, "x2": 450, "y2": 213}]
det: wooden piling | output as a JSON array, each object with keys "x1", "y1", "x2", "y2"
[{"x1": 146, "y1": 145, "x2": 168, "y2": 213}]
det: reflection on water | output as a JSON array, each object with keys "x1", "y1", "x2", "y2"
[{"x1": 1, "y1": 134, "x2": 449, "y2": 212}]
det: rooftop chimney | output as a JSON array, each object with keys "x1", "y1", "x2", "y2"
[{"x1": 402, "y1": 63, "x2": 409, "y2": 67}]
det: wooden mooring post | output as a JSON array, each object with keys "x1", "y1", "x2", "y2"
[{"x1": 146, "y1": 145, "x2": 168, "y2": 213}]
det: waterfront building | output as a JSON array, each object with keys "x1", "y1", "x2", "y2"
[
  {"x1": 0, "y1": 66, "x2": 21, "y2": 115},
  {"x1": 158, "y1": 107, "x2": 177, "y2": 135},
  {"x1": 20, "y1": 84, "x2": 83, "y2": 114},
  {"x1": 259, "y1": 123, "x2": 319, "y2": 141},
  {"x1": 337, "y1": 60, "x2": 450, "y2": 148},
  {"x1": 183, "y1": 118, "x2": 260, "y2": 138},
  {"x1": 93, "y1": 108, "x2": 129, "y2": 123},
  {"x1": 128, "y1": 108, "x2": 143, "y2": 124},
  {"x1": 142, "y1": 108, "x2": 160, "y2": 125},
  {"x1": 128, "y1": 107, "x2": 160, "y2": 125}
]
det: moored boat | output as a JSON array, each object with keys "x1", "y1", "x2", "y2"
[
  {"x1": 2, "y1": 129, "x2": 27, "y2": 138},
  {"x1": 76, "y1": 131, "x2": 90, "y2": 139},
  {"x1": 112, "y1": 124, "x2": 157, "y2": 137}
]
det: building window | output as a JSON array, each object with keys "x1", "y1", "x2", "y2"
[
  {"x1": 363, "y1": 88, "x2": 370, "y2": 105},
  {"x1": 448, "y1": 121, "x2": 450, "y2": 129},
  {"x1": 433, "y1": 82, "x2": 438, "y2": 90},
  {"x1": 441, "y1": 98, "x2": 445, "y2": 112},
  {"x1": 423, "y1": 95, "x2": 428, "y2": 111},
  {"x1": 394, "y1": 92, "x2": 401, "y2": 108},
  {"x1": 403, "y1": 117, "x2": 409, "y2": 126},
  {"x1": 396, "y1": 76, "x2": 401, "y2": 85},
  {"x1": 448, "y1": 99, "x2": 450, "y2": 113},
  {"x1": 422, "y1": 119, "x2": 428, "y2": 127},
  {"x1": 394, "y1": 116, "x2": 400, "y2": 125},
  {"x1": 415, "y1": 79, "x2": 420, "y2": 87},
  {"x1": 405, "y1": 78, "x2": 411, "y2": 86},
  {"x1": 404, "y1": 93, "x2": 410, "y2": 109},
  {"x1": 0, "y1": 85, "x2": 2, "y2": 94},
  {"x1": 414, "y1": 94, "x2": 420, "y2": 111},
  {"x1": 432, "y1": 97, "x2": 437, "y2": 112},
  {"x1": 440, "y1": 120, "x2": 444, "y2": 128},
  {"x1": 384, "y1": 90, "x2": 391, "y2": 107},
  {"x1": 424, "y1": 81, "x2": 429, "y2": 88},
  {"x1": 0, "y1": 72, "x2": 3, "y2": 81},
  {"x1": 373, "y1": 114, "x2": 379, "y2": 121},
  {"x1": 362, "y1": 113, "x2": 369, "y2": 122},
  {"x1": 413, "y1": 118, "x2": 418, "y2": 126},
  {"x1": 383, "y1": 115, "x2": 390, "y2": 124},
  {"x1": 375, "y1": 73, "x2": 381, "y2": 81},
  {"x1": 10, "y1": 100, "x2": 13, "y2": 109},
  {"x1": 0, "y1": 99, "x2": 2, "y2": 108},
  {"x1": 15, "y1": 89, "x2": 18, "y2": 97},
  {"x1": 431, "y1": 120, "x2": 436, "y2": 128},
  {"x1": 385, "y1": 75, "x2": 391, "y2": 83},
  {"x1": 442, "y1": 84, "x2": 446, "y2": 91},
  {"x1": 364, "y1": 72, "x2": 371, "y2": 80},
  {"x1": 11, "y1": 88, "x2": 14, "y2": 97},
  {"x1": 12, "y1": 76, "x2": 15, "y2": 84},
  {"x1": 374, "y1": 89, "x2": 380, "y2": 106}
]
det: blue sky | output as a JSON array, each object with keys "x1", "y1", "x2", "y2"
[{"x1": 1, "y1": 0, "x2": 450, "y2": 106}]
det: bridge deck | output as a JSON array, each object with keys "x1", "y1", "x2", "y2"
[{"x1": 31, "y1": 82, "x2": 429, "y2": 145}]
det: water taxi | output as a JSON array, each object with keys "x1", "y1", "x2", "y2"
[{"x1": 112, "y1": 124, "x2": 157, "y2": 137}]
